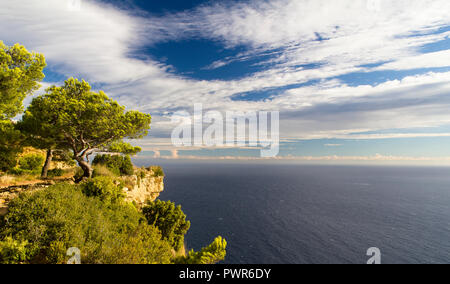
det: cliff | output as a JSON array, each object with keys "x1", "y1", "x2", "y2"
[
  {"x1": 122, "y1": 167, "x2": 165, "y2": 205},
  {"x1": 0, "y1": 167, "x2": 164, "y2": 216}
]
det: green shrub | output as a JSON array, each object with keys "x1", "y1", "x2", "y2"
[
  {"x1": 0, "y1": 237, "x2": 30, "y2": 264},
  {"x1": 47, "y1": 168, "x2": 64, "y2": 178},
  {"x1": 122, "y1": 156, "x2": 134, "y2": 176},
  {"x1": 0, "y1": 147, "x2": 20, "y2": 173},
  {"x1": 135, "y1": 168, "x2": 146, "y2": 186},
  {"x1": 73, "y1": 167, "x2": 84, "y2": 182},
  {"x1": 81, "y1": 176, "x2": 125, "y2": 204},
  {"x1": 8, "y1": 153, "x2": 45, "y2": 176},
  {"x1": 102, "y1": 224, "x2": 173, "y2": 264},
  {"x1": 92, "y1": 154, "x2": 134, "y2": 176},
  {"x1": 175, "y1": 236, "x2": 227, "y2": 264},
  {"x1": 92, "y1": 165, "x2": 116, "y2": 178},
  {"x1": 0, "y1": 184, "x2": 173, "y2": 264},
  {"x1": 18, "y1": 154, "x2": 44, "y2": 172},
  {"x1": 0, "y1": 121, "x2": 23, "y2": 172},
  {"x1": 138, "y1": 168, "x2": 147, "y2": 179},
  {"x1": 142, "y1": 200, "x2": 190, "y2": 251},
  {"x1": 8, "y1": 167, "x2": 32, "y2": 176},
  {"x1": 151, "y1": 166, "x2": 164, "y2": 177}
]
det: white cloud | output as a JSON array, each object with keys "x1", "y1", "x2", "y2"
[
  {"x1": 2, "y1": 0, "x2": 450, "y2": 155},
  {"x1": 194, "y1": 0, "x2": 450, "y2": 69},
  {"x1": 1, "y1": 0, "x2": 155, "y2": 83},
  {"x1": 377, "y1": 49, "x2": 450, "y2": 71},
  {"x1": 272, "y1": 71, "x2": 450, "y2": 140}
]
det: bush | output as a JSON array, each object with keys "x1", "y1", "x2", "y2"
[
  {"x1": 0, "y1": 237, "x2": 30, "y2": 264},
  {"x1": 8, "y1": 167, "x2": 32, "y2": 176},
  {"x1": 142, "y1": 200, "x2": 190, "y2": 251},
  {"x1": 102, "y1": 224, "x2": 173, "y2": 264},
  {"x1": 151, "y1": 166, "x2": 164, "y2": 177},
  {"x1": 92, "y1": 154, "x2": 134, "y2": 176},
  {"x1": 81, "y1": 176, "x2": 125, "y2": 204},
  {"x1": 0, "y1": 121, "x2": 23, "y2": 172},
  {"x1": 73, "y1": 167, "x2": 84, "y2": 182},
  {"x1": 0, "y1": 147, "x2": 20, "y2": 173},
  {"x1": 175, "y1": 236, "x2": 227, "y2": 264},
  {"x1": 92, "y1": 165, "x2": 116, "y2": 178},
  {"x1": 0, "y1": 184, "x2": 173, "y2": 264},
  {"x1": 47, "y1": 168, "x2": 64, "y2": 178},
  {"x1": 18, "y1": 154, "x2": 44, "y2": 172}
]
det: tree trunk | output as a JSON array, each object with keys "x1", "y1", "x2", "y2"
[
  {"x1": 76, "y1": 157, "x2": 93, "y2": 182},
  {"x1": 41, "y1": 149, "x2": 53, "y2": 179}
]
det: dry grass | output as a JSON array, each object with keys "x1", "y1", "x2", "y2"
[
  {"x1": 0, "y1": 174, "x2": 41, "y2": 187},
  {"x1": 0, "y1": 175, "x2": 14, "y2": 185},
  {"x1": 0, "y1": 167, "x2": 77, "y2": 188},
  {"x1": 92, "y1": 165, "x2": 116, "y2": 178}
]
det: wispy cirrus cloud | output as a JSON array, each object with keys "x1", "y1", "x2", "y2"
[{"x1": 2, "y1": 0, "x2": 450, "y2": 161}]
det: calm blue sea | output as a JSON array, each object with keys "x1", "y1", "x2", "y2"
[{"x1": 133, "y1": 161, "x2": 450, "y2": 264}]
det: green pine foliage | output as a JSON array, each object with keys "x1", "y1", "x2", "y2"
[
  {"x1": 81, "y1": 176, "x2": 125, "y2": 205},
  {"x1": 0, "y1": 41, "x2": 46, "y2": 120},
  {"x1": 175, "y1": 236, "x2": 227, "y2": 264},
  {"x1": 47, "y1": 168, "x2": 64, "y2": 178},
  {"x1": 19, "y1": 78, "x2": 151, "y2": 179},
  {"x1": 151, "y1": 166, "x2": 165, "y2": 177},
  {"x1": 0, "y1": 121, "x2": 23, "y2": 172},
  {"x1": 142, "y1": 200, "x2": 191, "y2": 251},
  {"x1": 0, "y1": 41, "x2": 44, "y2": 174},
  {"x1": 107, "y1": 142, "x2": 142, "y2": 156},
  {"x1": 0, "y1": 237, "x2": 29, "y2": 264},
  {"x1": 92, "y1": 154, "x2": 134, "y2": 176},
  {"x1": 8, "y1": 153, "x2": 45, "y2": 175},
  {"x1": 18, "y1": 153, "x2": 45, "y2": 172}
]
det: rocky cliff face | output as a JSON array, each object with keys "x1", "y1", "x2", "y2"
[{"x1": 121, "y1": 168, "x2": 164, "y2": 206}]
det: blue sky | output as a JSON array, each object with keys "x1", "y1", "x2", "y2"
[{"x1": 2, "y1": 0, "x2": 450, "y2": 164}]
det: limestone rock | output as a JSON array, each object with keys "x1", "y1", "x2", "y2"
[{"x1": 122, "y1": 168, "x2": 164, "y2": 205}]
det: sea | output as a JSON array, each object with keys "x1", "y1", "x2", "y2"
[{"x1": 132, "y1": 161, "x2": 450, "y2": 264}]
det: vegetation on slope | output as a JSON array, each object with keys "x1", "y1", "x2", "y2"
[
  {"x1": 0, "y1": 41, "x2": 227, "y2": 265},
  {"x1": 0, "y1": 180, "x2": 227, "y2": 264}
]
